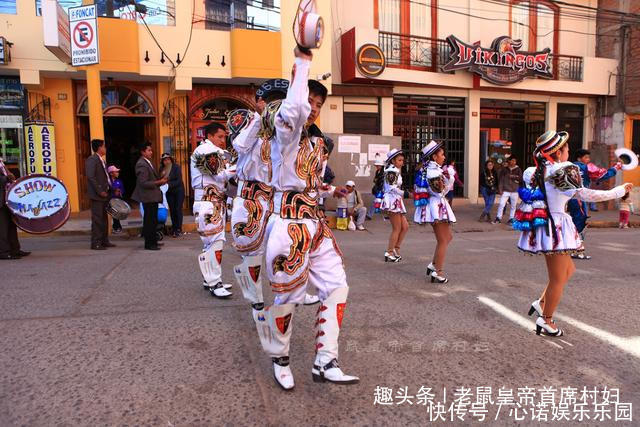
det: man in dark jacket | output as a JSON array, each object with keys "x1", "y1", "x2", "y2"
[
  {"x1": 161, "y1": 153, "x2": 185, "y2": 237},
  {"x1": 493, "y1": 156, "x2": 523, "y2": 224},
  {"x1": 86, "y1": 139, "x2": 115, "y2": 250},
  {"x1": 0, "y1": 161, "x2": 29, "y2": 260},
  {"x1": 132, "y1": 142, "x2": 167, "y2": 250}
]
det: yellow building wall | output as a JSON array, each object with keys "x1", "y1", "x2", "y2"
[
  {"x1": 230, "y1": 29, "x2": 282, "y2": 78},
  {"x1": 96, "y1": 18, "x2": 140, "y2": 73},
  {"x1": 30, "y1": 78, "x2": 80, "y2": 212}
]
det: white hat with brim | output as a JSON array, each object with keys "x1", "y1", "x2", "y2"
[
  {"x1": 345, "y1": 180, "x2": 355, "y2": 187},
  {"x1": 386, "y1": 148, "x2": 403, "y2": 164},
  {"x1": 421, "y1": 140, "x2": 443, "y2": 160}
]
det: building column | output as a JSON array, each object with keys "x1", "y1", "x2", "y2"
[
  {"x1": 546, "y1": 99, "x2": 557, "y2": 135},
  {"x1": 86, "y1": 67, "x2": 104, "y2": 140},
  {"x1": 465, "y1": 91, "x2": 480, "y2": 203},
  {"x1": 380, "y1": 97, "x2": 393, "y2": 136},
  {"x1": 82, "y1": 0, "x2": 104, "y2": 141}
]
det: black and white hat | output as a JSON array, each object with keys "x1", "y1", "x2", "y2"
[
  {"x1": 386, "y1": 148, "x2": 404, "y2": 164},
  {"x1": 421, "y1": 140, "x2": 443, "y2": 160}
]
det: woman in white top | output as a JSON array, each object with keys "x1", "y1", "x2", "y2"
[
  {"x1": 413, "y1": 141, "x2": 456, "y2": 283},
  {"x1": 518, "y1": 130, "x2": 633, "y2": 336},
  {"x1": 380, "y1": 149, "x2": 408, "y2": 262}
]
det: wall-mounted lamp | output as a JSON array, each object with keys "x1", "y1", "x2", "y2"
[
  {"x1": 221, "y1": 55, "x2": 226, "y2": 67},
  {"x1": 144, "y1": 50, "x2": 150, "y2": 63},
  {"x1": 160, "y1": 52, "x2": 166, "y2": 64},
  {"x1": 206, "y1": 55, "x2": 211, "y2": 66}
]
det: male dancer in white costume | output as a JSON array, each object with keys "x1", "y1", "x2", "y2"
[
  {"x1": 191, "y1": 122, "x2": 235, "y2": 299},
  {"x1": 231, "y1": 87, "x2": 319, "y2": 315},
  {"x1": 255, "y1": 47, "x2": 359, "y2": 390}
]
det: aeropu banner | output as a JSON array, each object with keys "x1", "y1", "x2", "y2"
[{"x1": 24, "y1": 122, "x2": 57, "y2": 176}]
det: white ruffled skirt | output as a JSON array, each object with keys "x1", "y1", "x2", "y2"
[
  {"x1": 517, "y1": 212, "x2": 583, "y2": 255},
  {"x1": 414, "y1": 196, "x2": 456, "y2": 224},
  {"x1": 381, "y1": 193, "x2": 406, "y2": 214}
]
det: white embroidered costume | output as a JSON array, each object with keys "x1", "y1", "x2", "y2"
[
  {"x1": 255, "y1": 57, "x2": 357, "y2": 389},
  {"x1": 380, "y1": 165, "x2": 406, "y2": 214},
  {"x1": 414, "y1": 161, "x2": 456, "y2": 224},
  {"x1": 517, "y1": 161, "x2": 627, "y2": 254},
  {"x1": 190, "y1": 139, "x2": 235, "y2": 296}
]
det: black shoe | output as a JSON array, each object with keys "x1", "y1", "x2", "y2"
[
  {"x1": 12, "y1": 250, "x2": 31, "y2": 257},
  {"x1": 103, "y1": 242, "x2": 116, "y2": 248},
  {"x1": 91, "y1": 245, "x2": 106, "y2": 251},
  {"x1": 0, "y1": 253, "x2": 20, "y2": 260},
  {"x1": 145, "y1": 246, "x2": 161, "y2": 251}
]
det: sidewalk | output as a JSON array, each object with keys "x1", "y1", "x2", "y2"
[{"x1": 18, "y1": 198, "x2": 638, "y2": 237}]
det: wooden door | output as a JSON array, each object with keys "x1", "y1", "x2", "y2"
[{"x1": 76, "y1": 117, "x2": 92, "y2": 211}]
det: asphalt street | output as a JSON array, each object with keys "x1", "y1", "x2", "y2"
[{"x1": 1, "y1": 218, "x2": 638, "y2": 426}]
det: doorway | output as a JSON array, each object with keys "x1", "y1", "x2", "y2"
[
  {"x1": 77, "y1": 116, "x2": 156, "y2": 209},
  {"x1": 480, "y1": 100, "x2": 546, "y2": 174}
]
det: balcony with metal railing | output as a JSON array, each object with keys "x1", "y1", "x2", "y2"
[{"x1": 378, "y1": 31, "x2": 583, "y2": 82}]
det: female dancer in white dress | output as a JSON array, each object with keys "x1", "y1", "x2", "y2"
[
  {"x1": 381, "y1": 149, "x2": 408, "y2": 262},
  {"x1": 414, "y1": 141, "x2": 455, "y2": 283},
  {"x1": 517, "y1": 130, "x2": 633, "y2": 336}
]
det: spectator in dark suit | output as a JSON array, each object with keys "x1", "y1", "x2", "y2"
[
  {"x1": 85, "y1": 139, "x2": 115, "y2": 250},
  {"x1": 0, "y1": 160, "x2": 29, "y2": 260},
  {"x1": 161, "y1": 153, "x2": 185, "y2": 237},
  {"x1": 132, "y1": 142, "x2": 167, "y2": 250}
]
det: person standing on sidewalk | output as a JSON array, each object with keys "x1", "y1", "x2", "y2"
[
  {"x1": 444, "y1": 160, "x2": 464, "y2": 208},
  {"x1": 493, "y1": 156, "x2": 522, "y2": 224},
  {"x1": 618, "y1": 192, "x2": 634, "y2": 228},
  {"x1": 132, "y1": 142, "x2": 168, "y2": 250},
  {"x1": 479, "y1": 159, "x2": 498, "y2": 222},
  {"x1": 161, "y1": 153, "x2": 185, "y2": 237},
  {"x1": 0, "y1": 159, "x2": 29, "y2": 260},
  {"x1": 86, "y1": 139, "x2": 115, "y2": 250}
]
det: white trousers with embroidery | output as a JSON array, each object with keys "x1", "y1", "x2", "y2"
[{"x1": 194, "y1": 200, "x2": 226, "y2": 285}]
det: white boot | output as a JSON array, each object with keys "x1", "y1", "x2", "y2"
[
  {"x1": 200, "y1": 241, "x2": 232, "y2": 298},
  {"x1": 254, "y1": 304, "x2": 296, "y2": 390},
  {"x1": 272, "y1": 357, "x2": 295, "y2": 390},
  {"x1": 234, "y1": 255, "x2": 264, "y2": 308},
  {"x1": 312, "y1": 287, "x2": 359, "y2": 384}
]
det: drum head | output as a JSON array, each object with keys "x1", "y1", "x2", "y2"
[{"x1": 5, "y1": 174, "x2": 71, "y2": 234}]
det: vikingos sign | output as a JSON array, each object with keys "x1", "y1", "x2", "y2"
[{"x1": 442, "y1": 35, "x2": 552, "y2": 85}]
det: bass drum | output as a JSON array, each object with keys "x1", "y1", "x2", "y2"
[{"x1": 5, "y1": 174, "x2": 70, "y2": 234}]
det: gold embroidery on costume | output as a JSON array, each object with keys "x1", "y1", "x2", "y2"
[{"x1": 272, "y1": 223, "x2": 312, "y2": 276}]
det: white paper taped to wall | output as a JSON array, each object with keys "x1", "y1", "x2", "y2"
[
  {"x1": 368, "y1": 144, "x2": 390, "y2": 163},
  {"x1": 338, "y1": 135, "x2": 361, "y2": 153}
]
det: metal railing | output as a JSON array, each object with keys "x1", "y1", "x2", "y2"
[
  {"x1": 378, "y1": 31, "x2": 450, "y2": 72},
  {"x1": 550, "y1": 54, "x2": 583, "y2": 81}
]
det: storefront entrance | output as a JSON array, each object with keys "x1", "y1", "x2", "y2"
[
  {"x1": 393, "y1": 95, "x2": 466, "y2": 193},
  {"x1": 480, "y1": 100, "x2": 546, "y2": 172},
  {"x1": 75, "y1": 84, "x2": 157, "y2": 210},
  {"x1": 557, "y1": 104, "x2": 585, "y2": 155}
]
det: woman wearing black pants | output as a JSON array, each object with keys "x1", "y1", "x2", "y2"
[{"x1": 161, "y1": 153, "x2": 185, "y2": 237}]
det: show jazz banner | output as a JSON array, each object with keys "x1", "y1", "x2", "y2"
[
  {"x1": 442, "y1": 35, "x2": 552, "y2": 85},
  {"x1": 24, "y1": 122, "x2": 57, "y2": 176}
]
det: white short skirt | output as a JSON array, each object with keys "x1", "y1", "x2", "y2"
[
  {"x1": 381, "y1": 193, "x2": 406, "y2": 214},
  {"x1": 518, "y1": 212, "x2": 583, "y2": 255},
  {"x1": 414, "y1": 197, "x2": 456, "y2": 224}
]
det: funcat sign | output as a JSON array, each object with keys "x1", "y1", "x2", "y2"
[{"x1": 442, "y1": 35, "x2": 552, "y2": 85}]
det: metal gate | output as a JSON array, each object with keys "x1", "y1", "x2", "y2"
[
  {"x1": 26, "y1": 92, "x2": 52, "y2": 122},
  {"x1": 162, "y1": 96, "x2": 191, "y2": 208},
  {"x1": 393, "y1": 95, "x2": 466, "y2": 193}
]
